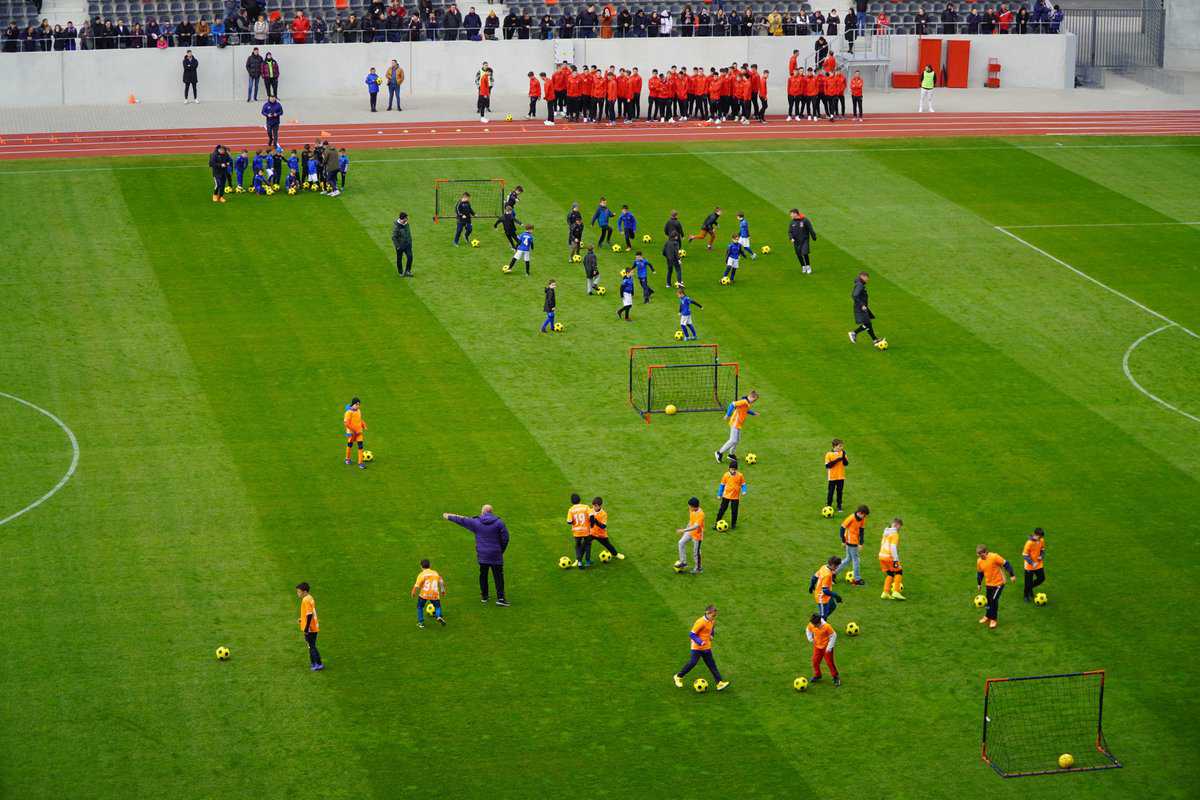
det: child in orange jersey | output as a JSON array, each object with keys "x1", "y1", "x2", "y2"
[
  {"x1": 976, "y1": 545, "x2": 1016, "y2": 629},
  {"x1": 879, "y1": 518, "x2": 905, "y2": 600},
  {"x1": 824, "y1": 438, "x2": 848, "y2": 512},
  {"x1": 1022, "y1": 527, "x2": 1046, "y2": 601},
  {"x1": 672, "y1": 605, "x2": 729, "y2": 691},
  {"x1": 805, "y1": 613, "x2": 840, "y2": 686},
  {"x1": 411, "y1": 558, "x2": 447, "y2": 628},
  {"x1": 587, "y1": 496, "x2": 624, "y2": 562},
  {"x1": 343, "y1": 396, "x2": 368, "y2": 469},
  {"x1": 567, "y1": 492, "x2": 592, "y2": 568},
  {"x1": 296, "y1": 582, "x2": 324, "y2": 671},
  {"x1": 809, "y1": 555, "x2": 844, "y2": 619},
  {"x1": 675, "y1": 496, "x2": 706, "y2": 574},
  {"x1": 715, "y1": 461, "x2": 748, "y2": 530},
  {"x1": 837, "y1": 504, "x2": 869, "y2": 584}
]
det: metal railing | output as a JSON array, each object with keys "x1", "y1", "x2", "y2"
[{"x1": 1063, "y1": 7, "x2": 1165, "y2": 68}]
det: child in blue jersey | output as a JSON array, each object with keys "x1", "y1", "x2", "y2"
[
  {"x1": 286, "y1": 170, "x2": 300, "y2": 192},
  {"x1": 506, "y1": 224, "x2": 535, "y2": 275},
  {"x1": 252, "y1": 170, "x2": 266, "y2": 195},
  {"x1": 722, "y1": 235, "x2": 742, "y2": 283},
  {"x1": 591, "y1": 197, "x2": 614, "y2": 247},
  {"x1": 265, "y1": 150, "x2": 277, "y2": 185},
  {"x1": 617, "y1": 270, "x2": 635, "y2": 320},
  {"x1": 678, "y1": 287, "x2": 702, "y2": 340},
  {"x1": 617, "y1": 205, "x2": 637, "y2": 250},
  {"x1": 306, "y1": 156, "x2": 319, "y2": 187},
  {"x1": 287, "y1": 149, "x2": 300, "y2": 178},
  {"x1": 252, "y1": 150, "x2": 265, "y2": 180},
  {"x1": 338, "y1": 149, "x2": 349, "y2": 189},
  {"x1": 234, "y1": 149, "x2": 248, "y2": 189},
  {"x1": 735, "y1": 212, "x2": 757, "y2": 260},
  {"x1": 632, "y1": 251, "x2": 656, "y2": 303}
]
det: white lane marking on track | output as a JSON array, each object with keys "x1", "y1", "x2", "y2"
[
  {"x1": 994, "y1": 226, "x2": 1199, "y2": 339},
  {"x1": 0, "y1": 392, "x2": 80, "y2": 526},
  {"x1": 1122, "y1": 325, "x2": 1200, "y2": 424},
  {"x1": 1, "y1": 142, "x2": 1199, "y2": 177}
]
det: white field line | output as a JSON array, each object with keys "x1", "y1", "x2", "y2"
[
  {"x1": 1122, "y1": 325, "x2": 1200, "y2": 424},
  {"x1": 1, "y1": 141, "x2": 1199, "y2": 177},
  {"x1": 0, "y1": 392, "x2": 80, "y2": 526},
  {"x1": 1000, "y1": 221, "x2": 1200, "y2": 229},
  {"x1": 994, "y1": 226, "x2": 1199, "y2": 339}
]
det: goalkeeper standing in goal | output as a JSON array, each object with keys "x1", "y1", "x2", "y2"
[
  {"x1": 976, "y1": 545, "x2": 1016, "y2": 629},
  {"x1": 715, "y1": 391, "x2": 759, "y2": 463}
]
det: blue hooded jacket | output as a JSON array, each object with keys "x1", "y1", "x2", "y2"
[{"x1": 447, "y1": 511, "x2": 510, "y2": 565}]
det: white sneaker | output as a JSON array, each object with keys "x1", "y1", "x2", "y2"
[
  {"x1": 480, "y1": 116, "x2": 488, "y2": 123},
  {"x1": 544, "y1": 120, "x2": 555, "y2": 126},
  {"x1": 194, "y1": 98, "x2": 200, "y2": 103},
  {"x1": 848, "y1": 331, "x2": 857, "y2": 343},
  {"x1": 786, "y1": 116, "x2": 792, "y2": 121}
]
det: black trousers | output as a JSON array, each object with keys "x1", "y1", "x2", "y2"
[
  {"x1": 853, "y1": 319, "x2": 877, "y2": 339},
  {"x1": 264, "y1": 76, "x2": 278, "y2": 96},
  {"x1": 826, "y1": 479, "x2": 844, "y2": 509},
  {"x1": 589, "y1": 535, "x2": 618, "y2": 556},
  {"x1": 266, "y1": 122, "x2": 279, "y2": 146},
  {"x1": 574, "y1": 536, "x2": 589, "y2": 562},
  {"x1": 717, "y1": 497, "x2": 739, "y2": 527},
  {"x1": 454, "y1": 220, "x2": 472, "y2": 244},
  {"x1": 631, "y1": 95, "x2": 640, "y2": 118},
  {"x1": 304, "y1": 631, "x2": 322, "y2": 665},
  {"x1": 837, "y1": 94, "x2": 846, "y2": 115},
  {"x1": 666, "y1": 259, "x2": 682, "y2": 287},
  {"x1": 395, "y1": 245, "x2": 412, "y2": 274},
  {"x1": 1023, "y1": 568, "x2": 1045, "y2": 599},
  {"x1": 788, "y1": 95, "x2": 800, "y2": 116},
  {"x1": 479, "y1": 563, "x2": 505, "y2": 600},
  {"x1": 985, "y1": 584, "x2": 1003, "y2": 620},
  {"x1": 678, "y1": 649, "x2": 722, "y2": 681},
  {"x1": 598, "y1": 225, "x2": 612, "y2": 245},
  {"x1": 795, "y1": 240, "x2": 810, "y2": 266},
  {"x1": 212, "y1": 172, "x2": 227, "y2": 196},
  {"x1": 757, "y1": 97, "x2": 767, "y2": 121},
  {"x1": 639, "y1": 276, "x2": 654, "y2": 302},
  {"x1": 184, "y1": 79, "x2": 197, "y2": 99},
  {"x1": 852, "y1": 95, "x2": 863, "y2": 118},
  {"x1": 369, "y1": 91, "x2": 378, "y2": 110}
]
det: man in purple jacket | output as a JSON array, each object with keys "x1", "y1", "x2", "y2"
[{"x1": 442, "y1": 504, "x2": 510, "y2": 606}]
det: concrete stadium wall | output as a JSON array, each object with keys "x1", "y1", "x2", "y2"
[
  {"x1": 0, "y1": 34, "x2": 1077, "y2": 108},
  {"x1": 1165, "y1": 0, "x2": 1200, "y2": 71}
]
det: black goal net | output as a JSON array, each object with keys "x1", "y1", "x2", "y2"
[
  {"x1": 433, "y1": 178, "x2": 506, "y2": 222},
  {"x1": 628, "y1": 344, "x2": 738, "y2": 418},
  {"x1": 982, "y1": 671, "x2": 1121, "y2": 778}
]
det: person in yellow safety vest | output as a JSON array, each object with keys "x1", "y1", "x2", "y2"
[{"x1": 919, "y1": 64, "x2": 936, "y2": 112}]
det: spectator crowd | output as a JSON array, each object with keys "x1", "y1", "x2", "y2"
[{"x1": 2, "y1": 0, "x2": 1065, "y2": 52}]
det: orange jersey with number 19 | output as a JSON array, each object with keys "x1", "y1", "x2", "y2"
[{"x1": 567, "y1": 503, "x2": 591, "y2": 538}]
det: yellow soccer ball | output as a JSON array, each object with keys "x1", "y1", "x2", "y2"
[
  {"x1": 760, "y1": 245, "x2": 771, "y2": 254},
  {"x1": 558, "y1": 556, "x2": 573, "y2": 569},
  {"x1": 425, "y1": 602, "x2": 435, "y2": 615},
  {"x1": 501, "y1": 265, "x2": 512, "y2": 273},
  {"x1": 1034, "y1": 592, "x2": 1048, "y2": 606},
  {"x1": 674, "y1": 330, "x2": 685, "y2": 341},
  {"x1": 821, "y1": 505, "x2": 835, "y2": 518},
  {"x1": 572, "y1": 254, "x2": 583, "y2": 263},
  {"x1": 715, "y1": 519, "x2": 730, "y2": 532},
  {"x1": 363, "y1": 450, "x2": 374, "y2": 462},
  {"x1": 597, "y1": 286, "x2": 607, "y2": 295},
  {"x1": 1058, "y1": 754, "x2": 1074, "y2": 769},
  {"x1": 693, "y1": 678, "x2": 709, "y2": 693},
  {"x1": 471, "y1": 239, "x2": 481, "y2": 247},
  {"x1": 265, "y1": 187, "x2": 274, "y2": 195},
  {"x1": 973, "y1": 594, "x2": 987, "y2": 609},
  {"x1": 553, "y1": 322, "x2": 564, "y2": 332},
  {"x1": 642, "y1": 234, "x2": 652, "y2": 243},
  {"x1": 609, "y1": 244, "x2": 619, "y2": 252},
  {"x1": 664, "y1": 404, "x2": 677, "y2": 415},
  {"x1": 720, "y1": 276, "x2": 731, "y2": 285},
  {"x1": 287, "y1": 187, "x2": 296, "y2": 195},
  {"x1": 234, "y1": 185, "x2": 245, "y2": 193},
  {"x1": 875, "y1": 338, "x2": 889, "y2": 351},
  {"x1": 223, "y1": 185, "x2": 232, "y2": 194},
  {"x1": 679, "y1": 249, "x2": 688, "y2": 258},
  {"x1": 793, "y1": 676, "x2": 809, "y2": 692},
  {"x1": 505, "y1": 113, "x2": 514, "y2": 121},
  {"x1": 215, "y1": 646, "x2": 230, "y2": 660},
  {"x1": 745, "y1": 453, "x2": 757, "y2": 465},
  {"x1": 845, "y1": 621, "x2": 861, "y2": 636},
  {"x1": 598, "y1": 550, "x2": 612, "y2": 563}
]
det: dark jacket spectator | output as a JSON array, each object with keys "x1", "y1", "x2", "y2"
[
  {"x1": 484, "y1": 10, "x2": 498, "y2": 39},
  {"x1": 442, "y1": 4, "x2": 462, "y2": 39},
  {"x1": 826, "y1": 9, "x2": 840, "y2": 34},
  {"x1": 915, "y1": 7, "x2": 928, "y2": 34},
  {"x1": 246, "y1": 49, "x2": 263, "y2": 76},
  {"x1": 182, "y1": 52, "x2": 199, "y2": 82},
  {"x1": 966, "y1": 8, "x2": 980, "y2": 32},
  {"x1": 463, "y1": 8, "x2": 481, "y2": 39},
  {"x1": 941, "y1": 4, "x2": 958, "y2": 33},
  {"x1": 502, "y1": 10, "x2": 517, "y2": 39},
  {"x1": 445, "y1": 508, "x2": 510, "y2": 565},
  {"x1": 518, "y1": 11, "x2": 532, "y2": 38},
  {"x1": 539, "y1": 14, "x2": 552, "y2": 39},
  {"x1": 814, "y1": 35, "x2": 829, "y2": 61},
  {"x1": 577, "y1": 4, "x2": 598, "y2": 36},
  {"x1": 633, "y1": 9, "x2": 647, "y2": 36}
]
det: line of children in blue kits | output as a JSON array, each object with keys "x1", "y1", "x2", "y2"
[{"x1": 228, "y1": 142, "x2": 350, "y2": 196}]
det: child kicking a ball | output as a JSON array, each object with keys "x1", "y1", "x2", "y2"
[
  {"x1": 617, "y1": 270, "x2": 635, "y2": 320},
  {"x1": 675, "y1": 496, "x2": 706, "y2": 574},
  {"x1": 411, "y1": 559, "x2": 446, "y2": 628},
  {"x1": 677, "y1": 287, "x2": 701, "y2": 340}
]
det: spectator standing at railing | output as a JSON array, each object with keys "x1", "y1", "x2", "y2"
[
  {"x1": 176, "y1": 17, "x2": 194, "y2": 46},
  {"x1": 600, "y1": 7, "x2": 614, "y2": 38},
  {"x1": 269, "y1": 14, "x2": 285, "y2": 44},
  {"x1": 915, "y1": 6, "x2": 927, "y2": 34},
  {"x1": 632, "y1": 8, "x2": 647, "y2": 36},
  {"x1": 998, "y1": 4, "x2": 1012, "y2": 33},
  {"x1": 197, "y1": 17, "x2": 211, "y2": 45},
  {"x1": 464, "y1": 7, "x2": 481, "y2": 39},
  {"x1": 1049, "y1": 5, "x2": 1063, "y2": 33},
  {"x1": 291, "y1": 11, "x2": 310, "y2": 43},
  {"x1": 253, "y1": 13, "x2": 267, "y2": 43},
  {"x1": 443, "y1": 4, "x2": 462, "y2": 40},
  {"x1": 580, "y1": 4, "x2": 599, "y2": 37},
  {"x1": 1016, "y1": 5, "x2": 1028, "y2": 33},
  {"x1": 484, "y1": 9, "x2": 498, "y2": 39},
  {"x1": 827, "y1": 9, "x2": 840, "y2": 34},
  {"x1": 5, "y1": 23, "x2": 21, "y2": 52},
  {"x1": 981, "y1": 6, "x2": 995, "y2": 34},
  {"x1": 539, "y1": 13, "x2": 553, "y2": 39},
  {"x1": 855, "y1": 0, "x2": 867, "y2": 34},
  {"x1": 502, "y1": 9, "x2": 516, "y2": 39},
  {"x1": 941, "y1": 4, "x2": 958, "y2": 34},
  {"x1": 246, "y1": 47, "x2": 263, "y2": 101},
  {"x1": 965, "y1": 6, "x2": 979, "y2": 32},
  {"x1": 618, "y1": 7, "x2": 631, "y2": 36},
  {"x1": 386, "y1": 59, "x2": 403, "y2": 110}
]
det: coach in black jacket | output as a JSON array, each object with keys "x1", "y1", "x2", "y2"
[
  {"x1": 849, "y1": 271, "x2": 880, "y2": 344},
  {"x1": 663, "y1": 210, "x2": 684, "y2": 242},
  {"x1": 662, "y1": 235, "x2": 683, "y2": 288},
  {"x1": 182, "y1": 50, "x2": 199, "y2": 102},
  {"x1": 788, "y1": 208, "x2": 817, "y2": 274},
  {"x1": 209, "y1": 144, "x2": 231, "y2": 202}
]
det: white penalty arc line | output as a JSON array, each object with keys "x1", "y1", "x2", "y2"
[
  {"x1": 1122, "y1": 325, "x2": 1200, "y2": 424},
  {"x1": 0, "y1": 392, "x2": 80, "y2": 526}
]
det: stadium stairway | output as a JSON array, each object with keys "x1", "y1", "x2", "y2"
[{"x1": 41, "y1": 0, "x2": 87, "y2": 26}]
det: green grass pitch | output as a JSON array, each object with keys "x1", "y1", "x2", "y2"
[{"x1": 1, "y1": 136, "x2": 1198, "y2": 799}]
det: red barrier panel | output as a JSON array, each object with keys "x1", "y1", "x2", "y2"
[
  {"x1": 946, "y1": 39, "x2": 970, "y2": 88},
  {"x1": 918, "y1": 38, "x2": 943, "y2": 75},
  {"x1": 892, "y1": 72, "x2": 922, "y2": 89}
]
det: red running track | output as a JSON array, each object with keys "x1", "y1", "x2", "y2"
[{"x1": 2, "y1": 110, "x2": 1199, "y2": 160}]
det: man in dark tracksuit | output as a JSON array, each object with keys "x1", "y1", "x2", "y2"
[
  {"x1": 663, "y1": 210, "x2": 685, "y2": 244},
  {"x1": 209, "y1": 144, "x2": 231, "y2": 203},
  {"x1": 261, "y1": 95, "x2": 283, "y2": 147},
  {"x1": 321, "y1": 143, "x2": 340, "y2": 196},
  {"x1": 392, "y1": 211, "x2": 413, "y2": 276},
  {"x1": 663, "y1": 234, "x2": 683, "y2": 288},
  {"x1": 848, "y1": 271, "x2": 881, "y2": 345},
  {"x1": 788, "y1": 208, "x2": 817, "y2": 274},
  {"x1": 453, "y1": 193, "x2": 476, "y2": 245},
  {"x1": 493, "y1": 204, "x2": 522, "y2": 248}
]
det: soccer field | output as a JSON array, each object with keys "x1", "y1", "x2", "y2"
[{"x1": 2, "y1": 135, "x2": 1198, "y2": 799}]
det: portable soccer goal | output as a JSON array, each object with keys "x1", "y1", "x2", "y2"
[
  {"x1": 981, "y1": 670, "x2": 1121, "y2": 778},
  {"x1": 628, "y1": 344, "x2": 739, "y2": 420},
  {"x1": 433, "y1": 178, "x2": 506, "y2": 222}
]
